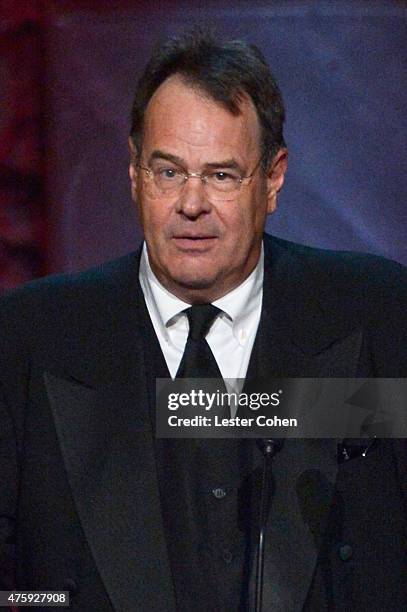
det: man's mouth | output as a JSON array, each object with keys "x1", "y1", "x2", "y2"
[{"x1": 172, "y1": 235, "x2": 218, "y2": 251}]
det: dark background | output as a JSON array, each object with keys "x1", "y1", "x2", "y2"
[{"x1": 1, "y1": 0, "x2": 406, "y2": 289}]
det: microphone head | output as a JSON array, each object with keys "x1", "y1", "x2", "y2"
[{"x1": 256, "y1": 438, "x2": 284, "y2": 457}]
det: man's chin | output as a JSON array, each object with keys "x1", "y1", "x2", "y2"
[
  {"x1": 159, "y1": 267, "x2": 237, "y2": 302},
  {"x1": 172, "y1": 274, "x2": 216, "y2": 291}
]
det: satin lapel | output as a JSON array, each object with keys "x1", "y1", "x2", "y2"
[
  {"x1": 42, "y1": 250, "x2": 175, "y2": 611},
  {"x1": 45, "y1": 372, "x2": 175, "y2": 612},
  {"x1": 247, "y1": 236, "x2": 364, "y2": 381},
  {"x1": 247, "y1": 236, "x2": 363, "y2": 611}
]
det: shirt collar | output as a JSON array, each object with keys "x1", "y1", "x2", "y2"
[
  {"x1": 213, "y1": 246, "x2": 263, "y2": 345},
  {"x1": 139, "y1": 242, "x2": 264, "y2": 346},
  {"x1": 139, "y1": 243, "x2": 190, "y2": 342}
]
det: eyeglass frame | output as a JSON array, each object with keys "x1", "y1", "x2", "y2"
[{"x1": 135, "y1": 157, "x2": 263, "y2": 199}]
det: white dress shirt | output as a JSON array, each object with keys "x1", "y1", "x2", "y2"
[{"x1": 139, "y1": 242, "x2": 264, "y2": 383}]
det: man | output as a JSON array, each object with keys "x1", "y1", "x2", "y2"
[{"x1": 0, "y1": 30, "x2": 406, "y2": 612}]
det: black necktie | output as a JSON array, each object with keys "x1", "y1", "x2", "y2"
[{"x1": 176, "y1": 304, "x2": 223, "y2": 379}]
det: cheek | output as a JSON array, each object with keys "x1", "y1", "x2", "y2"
[
  {"x1": 220, "y1": 198, "x2": 263, "y2": 242},
  {"x1": 246, "y1": 190, "x2": 268, "y2": 235},
  {"x1": 138, "y1": 200, "x2": 168, "y2": 242}
]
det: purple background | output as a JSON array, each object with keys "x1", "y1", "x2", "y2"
[{"x1": 44, "y1": 0, "x2": 407, "y2": 273}]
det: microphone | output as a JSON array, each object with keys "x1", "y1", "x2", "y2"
[
  {"x1": 255, "y1": 439, "x2": 283, "y2": 612},
  {"x1": 256, "y1": 438, "x2": 284, "y2": 457}
]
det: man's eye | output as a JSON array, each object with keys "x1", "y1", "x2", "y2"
[
  {"x1": 211, "y1": 171, "x2": 237, "y2": 183},
  {"x1": 158, "y1": 168, "x2": 179, "y2": 180}
]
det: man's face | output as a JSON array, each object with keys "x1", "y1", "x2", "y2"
[{"x1": 129, "y1": 75, "x2": 287, "y2": 302}]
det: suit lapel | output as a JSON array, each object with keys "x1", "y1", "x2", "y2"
[
  {"x1": 43, "y1": 250, "x2": 176, "y2": 612},
  {"x1": 247, "y1": 235, "x2": 363, "y2": 381},
  {"x1": 247, "y1": 235, "x2": 364, "y2": 611}
]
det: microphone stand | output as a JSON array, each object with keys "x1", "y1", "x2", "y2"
[{"x1": 255, "y1": 439, "x2": 282, "y2": 612}]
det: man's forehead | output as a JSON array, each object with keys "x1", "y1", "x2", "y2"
[
  {"x1": 145, "y1": 74, "x2": 258, "y2": 121},
  {"x1": 142, "y1": 75, "x2": 261, "y2": 159}
]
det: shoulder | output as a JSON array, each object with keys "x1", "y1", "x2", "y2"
[
  {"x1": 0, "y1": 251, "x2": 141, "y2": 345},
  {"x1": 0, "y1": 250, "x2": 140, "y2": 305},
  {"x1": 266, "y1": 232, "x2": 407, "y2": 276},
  {"x1": 264, "y1": 234, "x2": 407, "y2": 374},
  {"x1": 265, "y1": 233, "x2": 407, "y2": 305}
]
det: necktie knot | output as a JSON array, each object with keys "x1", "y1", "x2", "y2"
[{"x1": 184, "y1": 304, "x2": 221, "y2": 341}]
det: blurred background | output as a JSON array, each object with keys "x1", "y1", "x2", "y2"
[{"x1": 0, "y1": 0, "x2": 406, "y2": 291}]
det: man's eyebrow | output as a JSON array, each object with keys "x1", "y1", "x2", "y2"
[
  {"x1": 149, "y1": 150, "x2": 185, "y2": 166},
  {"x1": 148, "y1": 150, "x2": 243, "y2": 172},
  {"x1": 205, "y1": 159, "x2": 242, "y2": 171}
]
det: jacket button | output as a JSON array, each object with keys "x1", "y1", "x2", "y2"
[
  {"x1": 338, "y1": 544, "x2": 353, "y2": 561},
  {"x1": 62, "y1": 578, "x2": 79, "y2": 595},
  {"x1": 212, "y1": 487, "x2": 226, "y2": 499},
  {"x1": 222, "y1": 549, "x2": 233, "y2": 564}
]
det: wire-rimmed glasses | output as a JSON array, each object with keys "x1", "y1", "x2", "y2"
[{"x1": 136, "y1": 158, "x2": 261, "y2": 202}]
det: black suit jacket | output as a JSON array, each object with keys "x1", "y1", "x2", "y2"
[{"x1": 0, "y1": 234, "x2": 406, "y2": 611}]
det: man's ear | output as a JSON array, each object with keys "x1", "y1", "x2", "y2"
[
  {"x1": 128, "y1": 137, "x2": 138, "y2": 201},
  {"x1": 266, "y1": 148, "x2": 288, "y2": 214}
]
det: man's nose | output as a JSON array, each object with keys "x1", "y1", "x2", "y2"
[{"x1": 175, "y1": 176, "x2": 212, "y2": 217}]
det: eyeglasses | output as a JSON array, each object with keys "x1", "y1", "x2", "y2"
[{"x1": 136, "y1": 158, "x2": 261, "y2": 202}]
